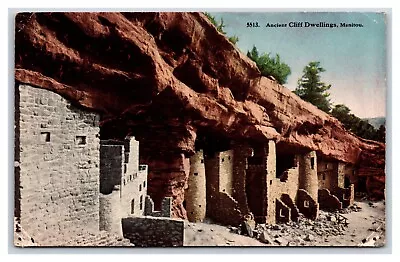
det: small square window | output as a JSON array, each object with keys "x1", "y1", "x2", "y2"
[
  {"x1": 304, "y1": 200, "x2": 309, "y2": 208},
  {"x1": 76, "y1": 136, "x2": 86, "y2": 145},
  {"x1": 221, "y1": 158, "x2": 225, "y2": 162},
  {"x1": 40, "y1": 132, "x2": 50, "y2": 142},
  {"x1": 201, "y1": 159, "x2": 204, "y2": 163}
]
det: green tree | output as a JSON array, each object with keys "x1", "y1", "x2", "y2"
[
  {"x1": 204, "y1": 12, "x2": 226, "y2": 34},
  {"x1": 331, "y1": 104, "x2": 384, "y2": 142},
  {"x1": 331, "y1": 104, "x2": 355, "y2": 129},
  {"x1": 246, "y1": 46, "x2": 291, "y2": 84},
  {"x1": 376, "y1": 124, "x2": 386, "y2": 142},
  {"x1": 228, "y1": 35, "x2": 239, "y2": 45},
  {"x1": 355, "y1": 120, "x2": 377, "y2": 140},
  {"x1": 294, "y1": 61, "x2": 332, "y2": 113},
  {"x1": 204, "y1": 12, "x2": 239, "y2": 45}
]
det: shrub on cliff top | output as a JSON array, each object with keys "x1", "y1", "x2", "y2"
[
  {"x1": 331, "y1": 104, "x2": 385, "y2": 142},
  {"x1": 247, "y1": 45, "x2": 291, "y2": 85},
  {"x1": 204, "y1": 12, "x2": 239, "y2": 45}
]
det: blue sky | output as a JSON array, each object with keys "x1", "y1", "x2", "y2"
[{"x1": 212, "y1": 12, "x2": 387, "y2": 118}]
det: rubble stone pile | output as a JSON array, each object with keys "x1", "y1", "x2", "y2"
[{"x1": 230, "y1": 209, "x2": 356, "y2": 246}]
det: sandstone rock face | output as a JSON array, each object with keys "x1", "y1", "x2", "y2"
[{"x1": 15, "y1": 12, "x2": 385, "y2": 218}]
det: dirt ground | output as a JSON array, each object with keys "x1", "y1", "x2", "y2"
[
  {"x1": 184, "y1": 199, "x2": 385, "y2": 247},
  {"x1": 184, "y1": 221, "x2": 266, "y2": 246},
  {"x1": 317, "y1": 200, "x2": 385, "y2": 247}
]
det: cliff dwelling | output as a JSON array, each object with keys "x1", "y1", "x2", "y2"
[
  {"x1": 13, "y1": 12, "x2": 386, "y2": 247},
  {"x1": 14, "y1": 84, "x2": 184, "y2": 247}
]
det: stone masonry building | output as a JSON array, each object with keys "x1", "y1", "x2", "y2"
[
  {"x1": 15, "y1": 84, "x2": 103, "y2": 245},
  {"x1": 14, "y1": 84, "x2": 183, "y2": 247},
  {"x1": 99, "y1": 137, "x2": 149, "y2": 235},
  {"x1": 184, "y1": 140, "x2": 355, "y2": 226},
  {"x1": 99, "y1": 137, "x2": 185, "y2": 247}
]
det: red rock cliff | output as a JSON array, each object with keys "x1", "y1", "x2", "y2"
[{"x1": 14, "y1": 12, "x2": 385, "y2": 217}]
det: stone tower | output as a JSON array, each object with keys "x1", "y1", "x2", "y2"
[
  {"x1": 186, "y1": 150, "x2": 206, "y2": 222},
  {"x1": 298, "y1": 151, "x2": 318, "y2": 202}
]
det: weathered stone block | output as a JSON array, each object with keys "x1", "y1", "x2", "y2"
[
  {"x1": 318, "y1": 189, "x2": 342, "y2": 210},
  {"x1": 122, "y1": 216, "x2": 184, "y2": 247},
  {"x1": 296, "y1": 189, "x2": 319, "y2": 220},
  {"x1": 280, "y1": 193, "x2": 299, "y2": 222},
  {"x1": 275, "y1": 198, "x2": 291, "y2": 223}
]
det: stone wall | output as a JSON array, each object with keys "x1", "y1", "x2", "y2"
[
  {"x1": 124, "y1": 136, "x2": 139, "y2": 175},
  {"x1": 298, "y1": 151, "x2": 319, "y2": 203},
  {"x1": 275, "y1": 166, "x2": 300, "y2": 201},
  {"x1": 15, "y1": 84, "x2": 100, "y2": 242},
  {"x1": 334, "y1": 185, "x2": 355, "y2": 207},
  {"x1": 317, "y1": 160, "x2": 346, "y2": 191},
  {"x1": 281, "y1": 194, "x2": 299, "y2": 222},
  {"x1": 246, "y1": 163, "x2": 266, "y2": 221},
  {"x1": 204, "y1": 151, "x2": 219, "y2": 218},
  {"x1": 185, "y1": 150, "x2": 206, "y2": 222},
  {"x1": 122, "y1": 216, "x2": 184, "y2": 247},
  {"x1": 232, "y1": 143, "x2": 253, "y2": 217},
  {"x1": 344, "y1": 164, "x2": 358, "y2": 190},
  {"x1": 99, "y1": 191, "x2": 122, "y2": 236},
  {"x1": 205, "y1": 191, "x2": 243, "y2": 226},
  {"x1": 145, "y1": 195, "x2": 173, "y2": 217},
  {"x1": 121, "y1": 137, "x2": 147, "y2": 217},
  {"x1": 98, "y1": 137, "x2": 148, "y2": 238},
  {"x1": 262, "y1": 146, "x2": 323, "y2": 224},
  {"x1": 296, "y1": 189, "x2": 318, "y2": 220},
  {"x1": 317, "y1": 160, "x2": 337, "y2": 191},
  {"x1": 337, "y1": 162, "x2": 345, "y2": 189},
  {"x1": 219, "y1": 150, "x2": 234, "y2": 194},
  {"x1": 345, "y1": 184, "x2": 355, "y2": 206},
  {"x1": 264, "y1": 141, "x2": 277, "y2": 224},
  {"x1": 275, "y1": 199, "x2": 290, "y2": 223},
  {"x1": 317, "y1": 159, "x2": 354, "y2": 209},
  {"x1": 266, "y1": 142, "x2": 300, "y2": 224},
  {"x1": 336, "y1": 162, "x2": 354, "y2": 207},
  {"x1": 100, "y1": 144, "x2": 124, "y2": 194},
  {"x1": 204, "y1": 149, "x2": 240, "y2": 225},
  {"x1": 121, "y1": 168, "x2": 147, "y2": 218},
  {"x1": 318, "y1": 189, "x2": 342, "y2": 210},
  {"x1": 100, "y1": 137, "x2": 147, "y2": 219},
  {"x1": 268, "y1": 152, "x2": 300, "y2": 212}
]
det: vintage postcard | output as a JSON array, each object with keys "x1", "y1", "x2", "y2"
[{"x1": 13, "y1": 11, "x2": 386, "y2": 247}]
